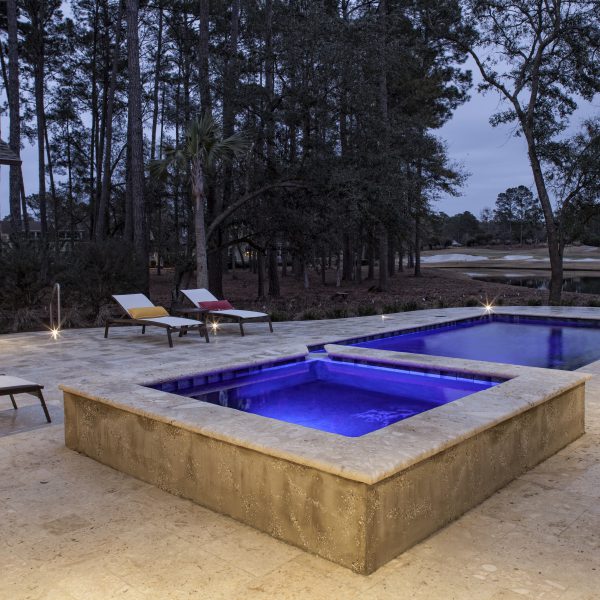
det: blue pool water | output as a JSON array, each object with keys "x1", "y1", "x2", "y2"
[
  {"x1": 152, "y1": 359, "x2": 496, "y2": 437},
  {"x1": 350, "y1": 316, "x2": 600, "y2": 370}
]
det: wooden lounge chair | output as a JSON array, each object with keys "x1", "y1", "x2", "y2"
[
  {"x1": 105, "y1": 294, "x2": 210, "y2": 348},
  {"x1": 0, "y1": 375, "x2": 51, "y2": 423},
  {"x1": 180, "y1": 288, "x2": 273, "y2": 337}
]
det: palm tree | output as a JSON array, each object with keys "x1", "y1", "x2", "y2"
[{"x1": 151, "y1": 114, "x2": 251, "y2": 288}]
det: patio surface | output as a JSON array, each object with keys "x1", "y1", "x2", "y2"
[{"x1": 1, "y1": 306, "x2": 599, "y2": 599}]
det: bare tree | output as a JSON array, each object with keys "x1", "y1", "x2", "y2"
[{"x1": 456, "y1": 0, "x2": 600, "y2": 304}]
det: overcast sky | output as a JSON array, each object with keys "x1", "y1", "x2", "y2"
[{"x1": 1, "y1": 58, "x2": 598, "y2": 221}]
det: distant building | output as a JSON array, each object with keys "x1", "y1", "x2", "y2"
[
  {"x1": 0, "y1": 220, "x2": 86, "y2": 248},
  {"x1": 0, "y1": 138, "x2": 21, "y2": 166}
]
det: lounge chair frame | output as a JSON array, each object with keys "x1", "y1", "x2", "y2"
[
  {"x1": 180, "y1": 289, "x2": 273, "y2": 337},
  {"x1": 105, "y1": 294, "x2": 210, "y2": 348},
  {"x1": 0, "y1": 375, "x2": 51, "y2": 423}
]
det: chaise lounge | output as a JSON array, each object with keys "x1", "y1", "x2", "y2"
[
  {"x1": 105, "y1": 294, "x2": 210, "y2": 348},
  {"x1": 180, "y1": 288, "x2": 273, "y2": 337},
  {"x1": 0, "y1": 375, "x2": 51, "y2": 423}
]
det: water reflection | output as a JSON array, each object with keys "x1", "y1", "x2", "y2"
[{"x1": 547, "y1": 328, "x2": 564, "y2": 369}]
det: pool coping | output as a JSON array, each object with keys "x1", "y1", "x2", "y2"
[{"x1": 59, "y1": 341, "x2": 589, "y2": 486}]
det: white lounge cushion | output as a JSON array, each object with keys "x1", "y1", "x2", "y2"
[
  {"x1": 209, "y1": 309, "x2": 268, "y2": 319},
  {"x1": 181, "y1": 288, "x2": 218, "y2": 305},
  {"x1": 180, "y1": 289, "x2": 269, "y2": 319},
  {"x1": 0, "y1": 375, "x2": 42, "y2": 391},
  {"x1": 113, "y1": 293, "x2": 155, "y2": 312},
  {"x1": 139, "y1": 316, "x2": 204, "y2": 328}
]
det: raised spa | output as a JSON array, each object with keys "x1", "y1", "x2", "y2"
[
  {"x1": 311, "y1": 314, "x2": 600, "y2": 370},
  {"x1": 148, "y1": 358, "x2": 497, "y2": 437}
]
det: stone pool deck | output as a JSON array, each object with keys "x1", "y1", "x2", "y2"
[{"x1": 1, "y1": 306, "x2": 600, "y2": 599}]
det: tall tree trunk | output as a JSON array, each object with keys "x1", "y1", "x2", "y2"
[
  {"x1": 96, "y1": 0, "x2": 124, "y2": 241},
  {"x1": 377, "y1": 0, "x2": 389, "y2": 292},
  {"x1": 30, "y1": 3, "x2": 48, "y2": 249},
  {"x1": 343, "y1": 233, "x2": 353, "y2": 281},
  {"x1": 414, "y1": 205, "x2": 421, "y2": 277},
  {"x1": 268, "y1": 245, "x2": 280, "y2": 297},
  {"x1": 95, "y1": 0, "x2": 111, "y2": 229},
  {"x1": 367, "y1": 238, "x2": 375, "y2": 280},
  {"x1": 192, "y1": 161, "x2": 209, "y2": 288},
  {"x1": 198, "y1": 0, "x2": 212, "y2": 116},
  {"x1": 525, "y1": 134, "x2": 562, "y2": 304},
  {"x1": 6, "y1": 0, "x2": 22, "y2": 232},
  {"x1": 378, "y1": 227, "x2": 388, "y2": 291},
  {"x1": 150, "y1": 5, "x2": 163, "y2": 162},
  {"x1": 388, "y1": 242, "x2": 395, "y2": 277},
  {"x1": 44, "y1": 124, "x2": 59, "y2": 251},
  {"x1": 66, "y1": 118, "x2": 75, "y2": 252},
  {"x1": 257, "y1": 251, "x2": 266, "y2": 299},
  {"x1": 89, "y1": 0, "x2": 100, "y2": 238},
  {"x1": 126, "y1": 0, "x2": 147, "y2": 287}
]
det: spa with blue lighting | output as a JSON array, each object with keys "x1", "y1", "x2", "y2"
[{"x1": 148, "y1": 358, "x2": 498, "y2": 437}]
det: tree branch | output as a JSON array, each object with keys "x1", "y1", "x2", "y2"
[{"x1": 206, "y1": 180, "x2": 309, "y2": 240}]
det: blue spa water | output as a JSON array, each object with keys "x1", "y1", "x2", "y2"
[
  {"x1": 160, "y1": 360, "x2": 495, "y2": 437},
  {"x1": 352, "y1": 316, "x2": 600, "y2": 370}
]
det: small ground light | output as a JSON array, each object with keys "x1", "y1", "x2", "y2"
[
  {"x1": 211, "y1": 321, "x2": 219, "y2": 334},
  {"x1": 483, "y1": 303, "x2": 494, "y2": 313},
  {"x1": 381, "y1": 315, "x2": 387, "y2": 321},
  {"x1": 50, "y1": 328, "x2": 60, "y2": 340}
]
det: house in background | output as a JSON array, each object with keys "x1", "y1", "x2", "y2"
[
  {"x1": 0, "y1": 219, "x2": 86, "y2": 248},
  {"x1": 0, "y1": 138, "x2": 21, "y2": 167}
]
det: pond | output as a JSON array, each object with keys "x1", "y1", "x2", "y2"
[{"x1": 471, "y1": 274, "x2": 600, "y2": 295}]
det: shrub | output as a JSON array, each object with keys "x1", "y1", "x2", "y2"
[
  {"x1": 400, "y1": 301, "x2": 421, "y2": 312},
  {"x1": 62, "y1": 240, "x2": 147, "y2": 316},
  {"x1": 270, "y1": 311, "x2": 291, "y2": 322},
  {"x1": 301, "y1": 310, "x2": 320, "y2": 320},
  {"x1": 0, "y1": 242, "x2": 55, "y2": 311},
  {"x1": 382, "y1": 302, "x2": 401, "y2": 314},
  {"x1": 325, "y1": 308, "x2": 348, "y2": 319},
  {"x1": 357, "y1": 305, "x2": 377, "y2": 317},
  {"x1": 527, "y1": 298, "x2": 542, "y2": 306},
  {"x1": 464, "y1": 297, "x2": 479, "y2": 307}
]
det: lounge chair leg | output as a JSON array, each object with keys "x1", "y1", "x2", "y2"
[
  {"x1": 179, "y1": 327, "x2": 188, "y2": 337},
  {"x1": 9, "y1": 394, "x2": 17, "y2": 410},
  {"x1": 142, "y1": 325, "x2": 146, "y2": 334},
  {"x1": 104, "y1": 321, "x2": 110, "y2": 338},
  {"x1": 36, "y1": 390, "x2": 51, "y2": 423},
  {"x1": 167, "y1": 328, "x2": 174, "y2": 348},
  {"x1": 239, "y1": 322, "x2": 245, "y2": 336},
  {"x1": 268, "y1": 317, "x2": 273, "y2": 333},
  {"x1": 200, "y1": 326, "x2": 210, "y2": 343}
]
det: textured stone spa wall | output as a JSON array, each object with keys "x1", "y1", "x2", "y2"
[
  {"x1": 363, "y1": 383, "x2": 586, "y2": 573},
  {"x1": 63, "y1": 392, "x2": 370, "y2": 572},
  {"x1": 63, "y1": 381, "x2": 585, "y2": 575}
]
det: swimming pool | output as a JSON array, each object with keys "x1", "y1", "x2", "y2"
[
  {"x1": 149, "y1": 358, "x2": 497, "y2": 437},
  {"x1": 313, "y1": 315, "x2": 600, "y2": 370}
]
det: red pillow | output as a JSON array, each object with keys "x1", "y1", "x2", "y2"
[{"x1": 198, "y1": 300, "x2": 234, "y2": 311}]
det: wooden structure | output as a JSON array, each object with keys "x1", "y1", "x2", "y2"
[{"x1": 0, "y1": 138, "x2": 21, "y2": 166}]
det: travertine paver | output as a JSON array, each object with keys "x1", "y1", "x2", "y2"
[{"x1": 1, "y1": 307, "x2": 599, "y2": 599}]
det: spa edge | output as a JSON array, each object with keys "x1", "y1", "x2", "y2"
[{"x1": 61, "y1": 345, "x2": 587, "y2": 574}]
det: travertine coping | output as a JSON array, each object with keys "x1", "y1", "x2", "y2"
[{"x1": 59, "y1": 344, "x2": 589, "y2": 486}]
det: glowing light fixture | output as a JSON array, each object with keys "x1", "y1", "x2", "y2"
[{"x1": 50, "y1": 327, "x2": 60, "y2": 340}]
